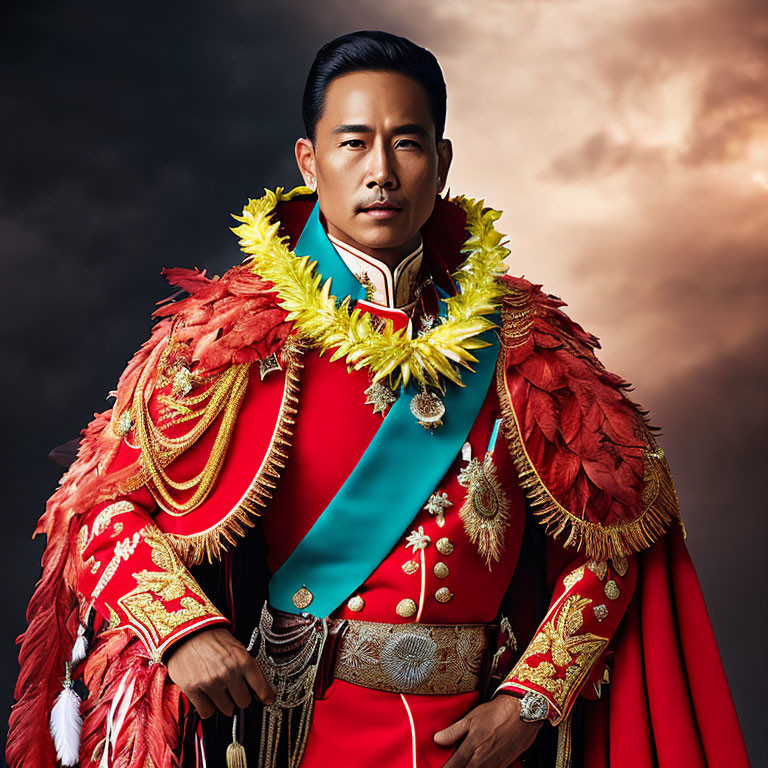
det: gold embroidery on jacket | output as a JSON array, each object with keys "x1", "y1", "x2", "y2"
[
  {"x1": 509, "y1": 594, "x2": 608, "y2": 716},
  {"x1": 562, "y1": 565, "x2": 585, "y2": 590},
  {"x1": 90, "y1": 531, "x2": 142, "y2": 601},
  {"x1": 79, "y1": 500, "x2": 136, "y2": 557},
  {"x1": 118, "y1": 527, "x2": 220, "y2": 649}
]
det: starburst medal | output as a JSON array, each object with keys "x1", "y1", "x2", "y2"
[{"x1": 458, "y1": 453, "x2": 510, "y2": 568}]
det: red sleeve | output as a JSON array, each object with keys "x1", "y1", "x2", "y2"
[
  {"x1": 76, "y1": 486, "x2": 228, "y2": 661},
  {"x1": 495, "y1": 540, "x2": 637, "y2": 725}
]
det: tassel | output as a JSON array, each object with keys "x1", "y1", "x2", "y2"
[
  {"x1": 49, "y1": 663, "x2": 83, "y2": 767},
  {"x1": 226, "y1": 713, "x2": 247, "y2": 768},
  {"x1": 226, "y1": 740, "x2": 247, "y2": 768}
]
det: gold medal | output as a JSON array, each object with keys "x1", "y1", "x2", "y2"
[{"x1": 410, "y1": 387, "x2": 446, "y2": 430}]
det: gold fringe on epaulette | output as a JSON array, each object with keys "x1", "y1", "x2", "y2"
[
  {"x1": 498, "y1": 282, "x2": 536, "y2": 349},
  {"x1": 165, "y1": 345, "x2": 304, "y2": 565},
  {"x1": 495, "y1": 356, "x2": 681, "y2": 561}
]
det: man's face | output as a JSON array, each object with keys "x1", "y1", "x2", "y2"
[{"x1": 295, "y1": 70, "x2": 452, "y2": 260}]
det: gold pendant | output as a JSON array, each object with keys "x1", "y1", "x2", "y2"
[
  {"x1": 457, "y1": 453, "x2": 510, "y2": 569},
  {"x1": 424, "y1": 491, "x2": 453, "y2": 528},
  {"x1": 259, "y1": 352, "x2": 281, "y2": 380},
  {"x1": 171, "y1": 365, "x2": 194, "y2": 398},
  {"x1": 364, "y1": 380, "x2": 398, "y2": 416},
  {"x1": 410, "y1": 387, "x2": 445, "y2": 430}
]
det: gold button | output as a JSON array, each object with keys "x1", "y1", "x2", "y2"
[
  {"x1": 402, "y1": 560, "x2": 419, "y2": 575},
  {"x1": 604, "y1": 580, "x2": 620, "y2": 600},
  {"x1": 435, "y1": 587, "x2": 453, "y2": 603},
  {"x1": 396, "y1": 598, "x2": 418, "y2": 618},
  {"x1": 436, "y1": 537, "x2": 454, "y2": 556},
  {"x1": 433, "y1": 562, "x2": 449, "y2": 579},
  {"x1": 347, "y1": 595, "x2": 365, "y2": 612},
  {"x1": 292, "y1": 586, "x2": 313, "y2": 610}
]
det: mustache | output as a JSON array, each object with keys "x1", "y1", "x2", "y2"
[{"x1": 357, "y1": 195, "x2": 403, "y2": 210}]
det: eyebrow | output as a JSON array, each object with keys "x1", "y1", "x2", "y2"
[{"x1": 331, "y1": 122, "x2": 430, "y2": 138}]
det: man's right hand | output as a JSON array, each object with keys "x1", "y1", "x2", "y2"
[{"x1": 166, "y1": 627, "x2": 275, "y2": 718}]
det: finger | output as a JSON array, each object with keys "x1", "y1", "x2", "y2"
[
  {"x1": 441, "y1": 737, "x2": 475, "y2": 768},
  {"x1": 186, "y1": 689, "x2": 216, "y2": 720},
  {"x1": 434, "y1": 716, "x2": 470, "y2": 746},
  {"x1": 244, "y1": 655, "x2": 276, "y2": 704},
  {"x1": 226, "y1": 673, "x2": 253, "y2": 710},
  {"x1": 206, "y1": 685, "x2": 236, "y2": 717}
]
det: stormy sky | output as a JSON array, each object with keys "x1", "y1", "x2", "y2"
[{"x1": 1, "y1": 0, "x2": 765, "y2": 762}]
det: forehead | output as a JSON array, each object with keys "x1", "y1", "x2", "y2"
[{"x1": 319, "y1": 70, "x2": 433, "y2": 130}]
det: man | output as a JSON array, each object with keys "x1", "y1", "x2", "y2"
[{"x1": 8, "y1": 31, "x2": 749, "y2": 768}]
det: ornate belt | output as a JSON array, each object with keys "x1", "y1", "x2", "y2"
[
  {"x1": 334, "y1": 618, "x2": 494, "y2": 695},
  {"x1": 248, "y1": 604, "x2": 507, "y2": 768}
]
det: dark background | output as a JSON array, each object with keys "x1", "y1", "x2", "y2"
[{"x1": 2, "y1": 1, "x2": 765, "y2": 764}]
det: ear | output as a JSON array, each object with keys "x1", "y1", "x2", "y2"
[
  {"x1": 436, "y1": 138, "x2": 454, "y2": 194},
  {"x1": 295, "y1": 138, "x2": 317, "y2": 189}
]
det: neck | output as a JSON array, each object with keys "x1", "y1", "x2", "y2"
[{"x1": 323, "y1": 218, "x2": 421, "y2": 271}]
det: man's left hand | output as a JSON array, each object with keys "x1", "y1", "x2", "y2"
[{"x1": 433, "y1": 694, "x2": 543, "y2": 768}]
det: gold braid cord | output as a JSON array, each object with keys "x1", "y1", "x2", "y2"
[
  {"x1": 231, "y1": 186, "x2": 510, "y2": 389},
  {"x1": 120, "y1": 327, "x2": 251, "y2": 514},
  {"x1": 496, "y1": 283, "x2": 682, "y2": 561},
  {"x1": 163, "y1": 344, "x2": 304, "y2": 565}
]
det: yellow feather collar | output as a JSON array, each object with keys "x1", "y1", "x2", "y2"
[{"x1": 231, "y1": 185, "x2": 510, "y2": 389}]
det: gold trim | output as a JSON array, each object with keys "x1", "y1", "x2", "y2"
[
  {"x1": 164, "y1": 344, "x2": 304, "y2": 565},
  {"x1": 495, "y1": 295, "x2": 681, "y2": 560}
]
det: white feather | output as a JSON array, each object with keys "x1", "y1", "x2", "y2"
[
  {"x1": 100, "y1": 670, "x2": 135, "y2": 768},
  {"x1": 49, "y1": 684, "x2": 82, "y2": 766},
  {"x1": 71, "y1": 623, "x2": 89, "y2": 666}
]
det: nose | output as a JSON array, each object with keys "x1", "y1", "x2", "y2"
[{"x1": 366, "y1": 139, "x2": 397, "y2": 191}]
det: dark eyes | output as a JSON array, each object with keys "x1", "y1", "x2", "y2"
[{"x1": 339, "y1": 139, "x2": 421, "y2": 149}]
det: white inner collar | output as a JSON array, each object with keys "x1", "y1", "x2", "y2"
[{"x1": 326, "y1": 231, "x2": 424, "y2": 309}]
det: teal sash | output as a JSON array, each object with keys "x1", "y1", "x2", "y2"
[{"x1": 268, "y1": 202, "x2": 500, "y2": 616}]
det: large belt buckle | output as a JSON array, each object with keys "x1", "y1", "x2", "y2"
[{"x1": 379, "y1": 624, "x2": 439, "y2": 692}]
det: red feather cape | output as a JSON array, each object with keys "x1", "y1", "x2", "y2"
[{"x1": 7, "y1": 266, "x2": 290, "y2": 768}]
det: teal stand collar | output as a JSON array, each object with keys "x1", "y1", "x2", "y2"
[{"x1": 293, "y1": 201, "x2": 367, "y2": 306}]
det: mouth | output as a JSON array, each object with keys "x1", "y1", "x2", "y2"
[{"x1": 359, "y1": 200, "x2": 403, "y2": 219}]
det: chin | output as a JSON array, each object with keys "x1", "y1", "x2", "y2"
[{"x1": 353, "y1": 231, "x2": 408, "y2": 251}]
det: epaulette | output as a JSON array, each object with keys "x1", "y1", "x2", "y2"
[{"x1": 496, "y1": 275, "x2": 681, "y2": 561}]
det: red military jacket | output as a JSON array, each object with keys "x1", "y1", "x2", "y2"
[{"x1": 7, "y1": 187, "x2": 748, "y2": 768}]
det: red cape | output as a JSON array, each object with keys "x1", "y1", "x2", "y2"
[{"x1": 581, "y1": 524, "x2": 749, "y2": 767}]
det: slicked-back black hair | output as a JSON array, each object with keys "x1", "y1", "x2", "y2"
[{"x1": 302, "y1": 30, "x2": 447, "y2": 145}]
